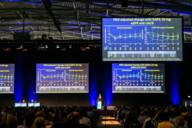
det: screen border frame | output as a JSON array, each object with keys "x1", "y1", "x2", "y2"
[
  {"x1": 36, "y1": 63, "x2": 89, "y2": 94},
  {"x1": 112, "y1": 63, "x2": 165, "y2": 94},
  {"x1": 0, "y1": 63, "x2": 15, "y2": 94},
  {"x1": 102, "y1": 17, "x2": 184, "y2": 62}
]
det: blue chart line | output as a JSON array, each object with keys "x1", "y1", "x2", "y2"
[{"x1": 112, "y1": 64, "x2": 164, "y2": 93}]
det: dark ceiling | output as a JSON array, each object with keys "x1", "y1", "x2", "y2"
[{"x1": 0, "y1": 0, "x2": 192, "y2": 41}]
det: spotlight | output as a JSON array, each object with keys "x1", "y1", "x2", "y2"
[
  {"x1": 86, "y1": 46, "x2": 90, "y2": 50},
  {"x1": 22, "y1": 99, "x2": 26, "y2": 103},
  {"x1": 56, "y1": 44, "x2": 60, "y2": 49},
  {"x1": 37, "y1": 44, "x2": 48, "y2": 51},
  {"x1": 45, "y1": 44, "x2": 48, "y2": 49},
  {"x1": 188, "y1": 95, "x2": 191, "y2": 98},
  {"x1": 16, "y1": 44, "x2": 23, "y2": 50}
]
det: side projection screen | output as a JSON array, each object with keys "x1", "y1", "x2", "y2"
[
  {"x1": 0, "y1": 64, "x2": 14, "y2": 93},
  {"x1": 36, "y1": 64, "x2": 89, "y2": 93},
  {"x1": 112, "y1": 64, "x2": 164, "y2": 93},
  {"x1": 102, "y1": 18, "x2": 183, "y2": 61}
]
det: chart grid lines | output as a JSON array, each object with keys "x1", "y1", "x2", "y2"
[
  {"x1": 102, "y1": 18, "x2": 183, "y2": 61},
  {"x1": 112, "y1": 64, "x2": 164, "y2": 93},
  {"x1": 36, "y1": 64, "x2": 89, "y2": 93}
]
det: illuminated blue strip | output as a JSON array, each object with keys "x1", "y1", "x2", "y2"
[
  {"x1": 104, "y1": 64, "x2": 112, "y2": 106},
  {"x1": 171, "y1": 67, "x2": 180, "y2": 105},
  {"x1": 89, "y1": 64, "x2": 98, "y2": 106},
  {"x1": 14, "y1": 55, "x2": 24, "y2": 102}
]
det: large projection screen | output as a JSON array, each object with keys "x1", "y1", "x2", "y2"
[
  {"x1": 36, "y1": 64, "x2": 89, "y2": 93},
  {"x1": 102, "y1": 18, "x2": 183, "y2": 61},
  {"x1": 112, "y1": 64, "x2": 164, "y2": 93},
  {"x1": 0, "y1": 64, "x2": 14, "y2": 94}
]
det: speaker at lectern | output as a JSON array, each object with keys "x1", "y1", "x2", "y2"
[{"x1": 97, "y1": 94, "x2": 103, "y2": 110}]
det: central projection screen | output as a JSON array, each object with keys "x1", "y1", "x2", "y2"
[
  {"x1": 112, "y1": 64, "x2": 164, "y2": 93},
  {"x1": 0, "y1": 64, "x2": 14, "y2": 94},
  {"x1": 36, "y1": 64, "x2": 89, "y2": 93},
  {"x1": 102, "y1": 18, "x2": 183, "y2": 61}
]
